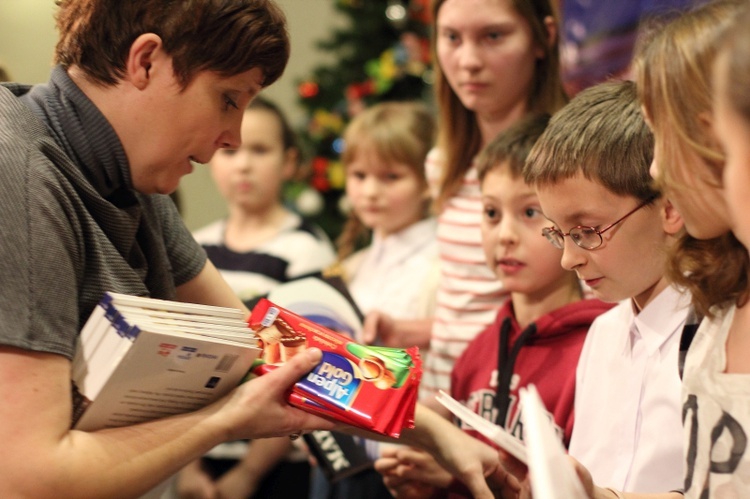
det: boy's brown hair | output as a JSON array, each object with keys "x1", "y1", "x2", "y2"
[
  {"x1": 524, "y1": 80, "x2": 658, "y2": 203},
  {"x1": 475, "y1": 113, "x2": 550, "y2": 183},
  {"x1": 54, "y1": 0, "x2": 289, "y2": 89}
]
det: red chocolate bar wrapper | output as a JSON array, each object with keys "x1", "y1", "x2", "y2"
[{"x1": 249, "y1": 298, "x2": 421, "y2": 437}]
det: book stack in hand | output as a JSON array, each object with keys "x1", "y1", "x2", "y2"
[{"x1": 72, "y1": 292, "x2": 261, "y2": 431}]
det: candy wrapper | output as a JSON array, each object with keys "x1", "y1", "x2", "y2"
[{"x1": 248, "y1": 298, "x2": 421, "y2": 438}]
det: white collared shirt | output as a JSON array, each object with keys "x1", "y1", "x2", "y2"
[
  {"x1": 346, "y1": 217, "x2": 438, "y2": 322},
  {"x1": 568, "y1": 285, "x2": 690, "y2": 493}
]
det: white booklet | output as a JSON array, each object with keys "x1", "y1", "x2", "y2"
[
  {"x1": 71, "y1": 292, "x2": 261, "y2": 431},
  {"x1": 267, "y1": 276, "x2": 364, "y2": 341},
  {"x1": 519, "y1": 385, "x2": 587, "y2": 498},
  {"x1": 436, "y1": 390, "x2": 527, "y2": 464}
]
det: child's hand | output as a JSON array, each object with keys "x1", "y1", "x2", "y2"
[
  {"x1": 497, "y1": 448, "x2": 528, "y2": 481},
  {"x1": 570, "y1": 455, "x2": 598, "y2": 498},
  {"x1": 175, "y1": 459, "x2": 218, "y2": 499},
  {"x1": 376, "y1": 446, "x2": 453, "y2": 489},
  {"x1": 363, "y1": 310, "x2": 396, "y2": 345},
  {"x1": 374, "y1": 446, "x2": 444, "y2": 498},
  {"x1": 214, "y1": 465, "x2": 260, "y2": 499}
]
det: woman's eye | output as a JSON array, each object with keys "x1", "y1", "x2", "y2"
[{"x1": 223, "y1": 95, "x2": 239, "y2": 111}]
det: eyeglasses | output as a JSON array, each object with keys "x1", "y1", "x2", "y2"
[{"x1": 542, "y1": 196, "x2": 657, "y2": 250}]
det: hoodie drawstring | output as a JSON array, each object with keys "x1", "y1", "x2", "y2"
[{"x1": 494, "y1": 319, "x2": 538, "y2": 426}]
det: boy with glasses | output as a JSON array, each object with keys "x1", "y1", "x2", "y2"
[{"x1": 524, "y1": 80, "x2": 690, "y2": 494}]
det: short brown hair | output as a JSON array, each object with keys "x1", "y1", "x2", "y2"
[
  {"x1": 524, "y1": 80, "x2": 657, "y2": 202},
  {"x1": 54, "y1": 0, "x2": 289, "y2": 88},
  {"x1": 475, "y1": 113, "x2": 550, "y2": 182}
]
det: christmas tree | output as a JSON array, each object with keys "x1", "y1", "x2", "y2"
[{"x1": 288, "y1": 0, "x2": 433, "y2": 240}]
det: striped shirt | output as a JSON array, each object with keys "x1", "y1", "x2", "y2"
[
  {"x1": 420, "y1": 149, "x2": 508, "y2": 399},
  {"x1": 193, "y1": 212, "x2": 336, "y2": 306}
]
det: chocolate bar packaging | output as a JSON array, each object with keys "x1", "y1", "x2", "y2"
[{"x1": 248, "y1": 298, "x2": 421, "y2": 438}]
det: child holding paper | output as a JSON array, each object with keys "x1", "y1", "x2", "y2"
[{"x1": 376, "y1": 114, "x2": 611, "y2": 498}]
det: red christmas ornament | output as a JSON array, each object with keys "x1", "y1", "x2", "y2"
[
  {"x1": 311, "y1": 175, "x2": 330, "y2": 192},
  {"x1": 312, "y1": 156, "x2": 329, "y2": 174},
  {"x1": 409, "y1": 0, "x2": 432, "y2": 24},
  {"x1": 298, "y1": 81, "x2": 320, "y2": 99}
]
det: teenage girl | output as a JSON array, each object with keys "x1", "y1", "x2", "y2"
[{"x1": 417, "y1": 0, "x2": 568, "y2": 401}]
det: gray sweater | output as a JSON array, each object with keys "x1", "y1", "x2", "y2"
[{"x1": 0, "y1": 67, "x2": 206, "y2": 359}]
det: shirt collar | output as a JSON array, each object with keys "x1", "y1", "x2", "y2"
[
  {"x1": 18, "y1": 65, "x2": 132, "y2": 200},
  {"x1": 628, "y1": 285, "x2": 691, "y2": 356},
  {"x1": 369, "y1": 218, "x2": 436, "y2": 266}
]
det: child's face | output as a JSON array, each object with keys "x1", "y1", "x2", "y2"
[
  {"x1": 209, "y1": 107, "x2": 294, "y2": 212},
  {"x1": 714, "y1": 53, "x2": 750, "y2": 248},
  {"x1": 536, "y1": 174, "x2": 675, "y2": 308},
  {"x1": 647, "y1": 118, "x2": 730, "y2": 240},
  {"x1": 480, "y1": 167, "x2": 576, "y2": 299},
  {"x1": 435, "y1": 0, "x2": 544, "y2": 120},
  {"x1": 345, "y1": 146, "x2": 426, "y2": 238}
]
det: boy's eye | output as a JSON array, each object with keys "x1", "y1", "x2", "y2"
[
  {"x1": 218, "y1": 148, "x2": 238, "y2": 157},
  {"x1": 523, "y1": 207, "x2": 540, "y2": 219},
  {"x1": 483, "y1": 206, "x2": 500, "y2": 221}
]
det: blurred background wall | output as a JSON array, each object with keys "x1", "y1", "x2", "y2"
[{"x1": 0, "y1": 0, "x2": 344, "y2": 231}]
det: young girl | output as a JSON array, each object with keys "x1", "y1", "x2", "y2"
[
  {"x1": 339, "y1": 101, "x2": 437, "y2": 344},
  {"x1": 179, "y1": 97, "x2": 335, "y2": 499},
  {"x1": 572, "y1": 1, "x2": 750, "y2": 497},
  {"x1": 417, "y1": 0, "x2": 568, "y2": 401},
  {"x1": 310, "y1": 100, "x2": 438, "y2": 499},
  {"x1": 193, "y1": 97, "x2": 336, "y2": 307}
]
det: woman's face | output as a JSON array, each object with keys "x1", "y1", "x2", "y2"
[{"x1": 435, "y1": 0, "x2": 544, "y2": 122}]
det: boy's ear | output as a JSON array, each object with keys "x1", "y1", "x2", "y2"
[
  {"x1": 661, "y1": 198, "x2": 684, "y2": 236},
  {"x1": 125, "y1": 33, "x2": 165, "y2": 90}
]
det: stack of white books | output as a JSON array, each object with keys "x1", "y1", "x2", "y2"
[{"x1": 72, "y1": 292, "x2": 261, "y2": 431}]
